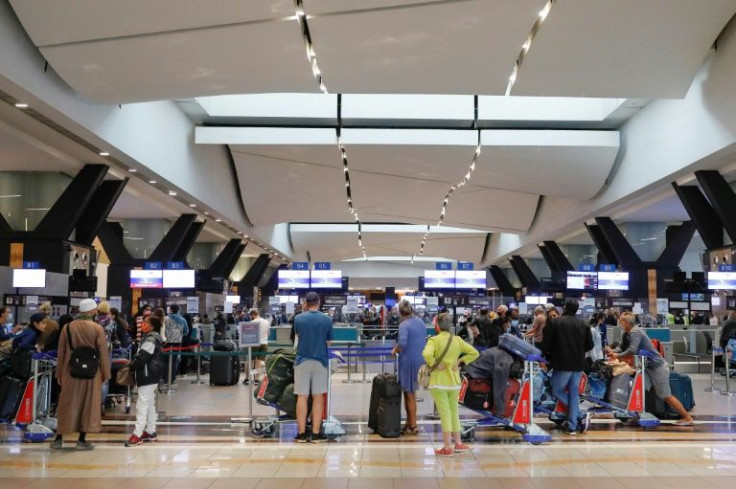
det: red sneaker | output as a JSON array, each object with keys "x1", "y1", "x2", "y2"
[
  {"x1": 454, "y1": 443, "x2": 470, "y2": 453},
  {"x1": 434, "y1": 447, "x2": 454, "y2": 457},
  {"x1": 141, "y1": 431, "x2": 158, "y2": 442},
  {"x1": 125, "y1": 435, "x2": 142, "y2": 447}
]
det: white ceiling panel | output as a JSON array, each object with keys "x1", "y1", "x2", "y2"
[
  {"x1": 39, "y1": 20, "x2": 318, "y2": 103},
  {"x1": 616, "y1": 194, "x2": 690, "y2": 223},
  {"x1": 512, "y1": 0, "x2": 736, "y2": 98},
  {"x1": 476, "y1": 130, "x2": 620, "y2": 200},
  {"x1": 9, "y1": 0, "x2": 295, "y2": 46},
  {"x1": 231, "y1": 145, "x2": 349, "y2": 225},
  {"x1": 303, "y1": 0, "x2": 442, "y2": 15},
  {"x1": 0, "y1": 124, "x2": 78, "y2": 172},
  {"x1": 441, "y1": 186, "x2": 539, "y2": 232},
  {"x1": 309, "y1": 0, "x2": 546, "y2": 94},
  {"x1": 108, "y1": 191, "x2": 176, "y2": 220}
]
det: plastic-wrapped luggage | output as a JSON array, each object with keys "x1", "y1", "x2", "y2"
[
  {"x1": 607, "y1": 374, "x2": 633, "y2": 409},
  {"x1": 586, "y1": 373, "x2": 608, "y2": 400},
  {"x1": 499, "y1": 333, "x2": 542, "y2": 360},
  {"x1": 256, "y1": 351, "x2": 295, "y2": 404}
]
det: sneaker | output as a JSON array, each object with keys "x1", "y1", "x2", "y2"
[
  {"x1": 565, "y1": 429, "x2": 578, "y2": 436},
  {"x1": 578, "y1": 413, "x2": 592, "y2": 434},
  {"x1": 434, "y1": 447, "x2": 454, "y2": 457},
  {"x1": 50, "y1": 439, "x2": 63, "y2": 450},
  {"x1": 141, "y1": 431, "x2": 158, "y2": 442},
  {"x1": 454, "y1": 443, "x2": 470, "y2": 453},
  {"x1": 124, "y1": 435, "x2": 142, "y2": 447},
  {"x1": 311, "y1": 432, "x2": 328, "y2": 443},
  {"x1": 242, "y1": 379, "x2": 250, "y2": 385},
  {"x1": 76, "y1": 441, "x2": 95, "y2": 451},
  {"x1": 294, "y1": 432, "x2": 310, "y2": 443}
]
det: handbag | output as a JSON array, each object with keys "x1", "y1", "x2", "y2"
[
  {"x1": 417, "y1": 334, "x2": 455, "y2": 389},
  {"x1": 116, "y1": 365, "x2": 136, "y2": 386},
  {"x1": 66, "y1": 324, "x2": 101, "y2": 380}
]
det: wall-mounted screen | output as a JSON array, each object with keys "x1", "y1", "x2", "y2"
[
  {"x1": 225, "y1": 295, "x2": 240, "y2": 303},
  {"x1": 455, "y1": 270, "x2": 486, "y2": 289},
  {"x1": 424, "y1": 270, "x2": 455, "y2": 289},
  {"x1": 163, "y1": 269, "x2": 195, "y2": 288},
  {"x1": 278, "y1": 270, "x2": 310, "y2": 289},
  {"x1": 130, "y1": 270, "x2": 163, "y2": 289},
  {"x1": 12, "y1": 269, "x2": 46, "y2": 288},
  {"x1": 707, "y1": 271, "x2": 736, "y2": 290},
  {"x1": 566, "y1": 271, "x2": 598, "y2": 291},
  {"x1": 597, "y1": 272, "x2": 629, "y2": 291},
  {"x1": 310, "y1": 270, "x2": 342, "y2": 288}
]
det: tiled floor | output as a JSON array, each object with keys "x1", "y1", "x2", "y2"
[{"x1": 1, "y1": 370, "x2": 735, "y2": 488}]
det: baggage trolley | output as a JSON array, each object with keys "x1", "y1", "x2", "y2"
[
  {"x1": 547, "y1": 350, "x2": 660, "y2": 429},
  {"x1": 251, "y1": 351, "x2": 346, "y2": 439},
  {"x1": 459, "y1": 353, "x2": 552, "y2": 445},
  {"x1": 22, "y1": 352, "x2": 57, "y2": 442},
  {"x1": 106, "y1": 346, "x2": 133, "y2": 413}
]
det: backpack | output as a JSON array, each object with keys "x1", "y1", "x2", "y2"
[
  {"x1": 66, "y1": 325, "x2": 101, "y2": 380},
  {"x1": 650, "y1": 339, "x2": 667, "y2": 358}
]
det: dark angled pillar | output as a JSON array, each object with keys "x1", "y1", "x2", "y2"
[
  {"x1": 489, "y1": 266, "x2": 517, "y2": 297},
  {"x1": 209, "y1": 239, "x2": 244, "y2": 276},
  {"x1": 0, "y1": 212, "x2": 11, "y2": 236},
  {"x1": 657, "y1": 221, "x2": 697, "y2": 268},
  {"x1": 33, "y1": 164, "x2": 108, "y2": 240},
  {"x1": 542, "y1": 241, "x2": 574, "y2": 272},
  {"x1": 97, "y1": 221, "x2": 133, "y2": 264},
  {"x1": 694, "y1": 170, "x2": 736, "y2": 243},
  {"x1": 585, "y1": 223, "x2": 619, "y2": 267},
  {"x1": 672, "y1": 183, "x2": 724, "y2": 250},
  {"x1": 172, "y1": 221, "x2": 204, "y2": 264},
  {"x1": 76, "y1": 179, "x2": 128, "y2": 246},
  {"x1": 538, "y1": 244, "x2": 557, "y2": 272},
  {"x1": 149, "y1": 214, "x2": 197, "y2": 263},
  {"x1": 237, "y1": 254, "x2": 272, "y2": 295},
  {"x1": 509, "y1": 256, "x2": 541, "y2": 291},
  {"x1": 223, "y1": 244, "x2": 247, "y2": 279},
  {"x1": 594, "y1": 217, "x2": 643, "y2": 269}
]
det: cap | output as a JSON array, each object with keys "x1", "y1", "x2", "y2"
[{"x1": 78, "y1": 298, "x2": 97, "y2": 313}]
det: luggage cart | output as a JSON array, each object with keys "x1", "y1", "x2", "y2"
[
  {"x1": 547, "y1": 350, "x2": 660, "y2": 429},
  {"x1": 22, "y1": 352, "x2": 57, "y2": 442},
  {"x1": 106, "y1": 346, "x2": 133, "y2": 413},
  {"x1": 251, "y1": 350, "x2": 346, "y2": 439},
  {"x1": 459, "y1": 354, "x2": 552, "y2": 445}
]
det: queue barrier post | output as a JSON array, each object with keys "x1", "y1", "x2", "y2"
[
  {"x1": 723, "y1": 346, "x2": 736, "y2": 397},
  {"x1": 166, "y1": 350, "x2": 175, "y2": 394},
  {"x1": 705, "y1": 347, "x2": 721, "y2": 393}
]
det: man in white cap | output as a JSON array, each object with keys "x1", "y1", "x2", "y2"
[{"x1": 52, "y1": 298, "x2": 111, "y2": 450}]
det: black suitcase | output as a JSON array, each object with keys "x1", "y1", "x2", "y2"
[
  {"x1": 607, "y1": 374, "x2": 633, "y2": 409},
  {"x1": 210, "y1": 354, "x2": 240, "y2": 386},
  {"x1": 0, "y1": 376, "x2": 25, "y2": 420},
  {"x1": 109, "y1": 363, "x2": 129, "y2": 395},
  {"x1": 11, "y1": 349, "x2": 33, "y2": 380},
  {"x1": 368, "y1": 374, "x2": 401, "y2": 432},
  {"x1": 375, "y1": 397, "x2": 401, "y2": 438}
]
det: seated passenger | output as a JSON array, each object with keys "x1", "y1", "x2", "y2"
[
  {"x1": 13, "y1": 313, "x2": 46, "y2": 351},
  {"x1": 606, "y1": 312, "x2": 694, "y2": 426}
]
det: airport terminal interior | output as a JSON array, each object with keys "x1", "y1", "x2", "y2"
[{"x1": 2, "y1": 1, "x2": 736, "y2": 488}]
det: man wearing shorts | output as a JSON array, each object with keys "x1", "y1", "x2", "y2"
[
  {"x1": 294, "y1": 292, "x2": 333, "y2": 443},
  {"x1": 243, "y1": 309, "x2": 270, "y2": 385},
  {"x1": 606, "y1": 312, "x2": 694, "y2": 426}
]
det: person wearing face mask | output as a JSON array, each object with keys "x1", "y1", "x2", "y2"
[
  {"x1": 0, "y1": 306, "x2": 20, "y2": 341},
  {"x1": 125, "y1": 316, "x2": 163, "y2": 447}
]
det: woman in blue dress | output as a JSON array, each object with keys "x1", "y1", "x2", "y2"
[{"x1": 391, "y1": 300, "x2": 427, "y2": 435}]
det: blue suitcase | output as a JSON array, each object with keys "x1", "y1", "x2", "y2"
[
  {"x1": 666, "y1": 372, "x2": 694, "y2": 416},
  {"x1": 499, "y1": 333, "x2": 542, "y2": 360}
]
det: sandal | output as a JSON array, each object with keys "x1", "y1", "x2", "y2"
[{"x1": 401, "y1": 425, "x2": 419, "y2": 436}]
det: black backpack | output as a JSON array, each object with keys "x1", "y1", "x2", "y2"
[{"x1": 66, "y1": 325, "x2": 100, "y2": 380}]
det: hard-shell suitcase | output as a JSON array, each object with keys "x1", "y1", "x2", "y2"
[
  {"x1": 375, "y1": 397, "x2": 401, "y2": 438},
  {"x1": 209, "y1": 354, "x2": 240, "y2": 386},
  {"x1": 499, "y1": 333, "x2": 542, "y2": 360},
  {"x1": 496, "y1": 378, "x2": 521, "y2": 418},
  {"x1": 607, "y1": 374, "x2": 633, "y2": 409},
  {"x1": 0, "y1": 376, "x2": 25, "y2": 420},
  {"x1": 667, "y1": 372, "x2": 694, "y2": 415},
  {"x1": 368, "y1": 373, "x2": 401, "y2": 432}
]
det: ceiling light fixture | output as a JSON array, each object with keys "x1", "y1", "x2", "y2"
[
  {"x1": 128, "y1": 168, "x2": 137, "y2": 173},
  {"x1": 505, "y1": 0, "x2": 556, "y2": 96},
  {"x1": 14, "y1": 103, "x2": 28, "y2": 109},
  {"x1": 148, "y1": 180, "x2": 157, "y2": 184},
  {"x1": 0, "y1": 194, "x2": 21, "y2": 198},
  {"x1": 189, "y1": 203, "x2": 196, "y2": 207},
  {"x1": 204, "y1": 211, "x2": 209, "y2": 215},
  {"x1": 99, "y1": 151, "x2": 110, "y2": 157},
  {"x1": 168, "y1": 190, "x2": 177, "y2": 196},
  {"x1": 294, "y1": 0, "x2": 327, "y2": 94},
  {"x1": 215, "y1": 219, "x2": 222, "y2": 222}
]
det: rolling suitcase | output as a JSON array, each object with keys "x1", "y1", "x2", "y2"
[
  {"x1": 460, "y1": 378, "x2": 492, "y2": 411},
  {"x1": 210, "y1": 354, "x2": 240, "y2": 386},
  {"x1": 10, "y1": 349, "x2": 33, "y2": 380},
  {"x1": 607, "y1": 374, "x2": 633, "y2": 409},
  {"x1": 496, "y1": 378, "x2": 521, "y2": 418},
  {"x1": 499, "y1": 333, "x2": 542, "y2": 360},
  {"x1": 368, "y1": 373, "x2": 401, "y2": 432},
  {"x1": 667, "y1": 372, "x2": 694, "y2": 415},
  {"x1": 375, "y1": 397, "x2": 401, "y2": 438},
  {"x1": 0, "y1": 376, "x2": 25, "y2": 420}
]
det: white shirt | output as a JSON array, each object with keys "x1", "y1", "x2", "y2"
[{"x1": 253, "y1": 317, "x2": 270, "y2": 345}]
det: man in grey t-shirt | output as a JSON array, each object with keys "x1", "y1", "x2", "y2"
[{"x1": 606, "y1": 312, "x2": 693, "y2": 426}]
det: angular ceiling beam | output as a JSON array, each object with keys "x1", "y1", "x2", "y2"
[
  {"x1": 237, "y1": 254, "x2": 271, "y2": 291},
  {"x1": 209, "y1": 239, "x2": 243, "y2": 276},
  {"x1": 76, "y1": 179, "x2": 128, "y2": 246},
  {"x1": 149, "y1": 214, "x2": 197, "y2": 263},
  {"x1": 509, "y1": 255, "x2": 541, "y2": 290},
  {"x1": 657, "y1": 221, "x2": 697, "y2": 268},
  {"x1": 488, "y1": 265, "x2": 517, "y2": 297},
  {"x1": 584, "y1": 223, "x2": 619, "y2": 267},
  {"x1": 97, "y1": 221, "x2": 133, "y2": 264},
  {"x1": 542, "y1": 240, "x2": 574, "y2": 272},
  {"x1": 694, "y1": 170, "x2": 736, "y2": 243},
  {"x1": 538, "y1": 244, "x2": 557, "y2": 272},
  {"x1": 172, "y1": 221, "x2": 204, "y2": 264},
  {"x1": 594, "y1": 217, "x2": 643, "y2": 269},
  {"x1": 223, "y1": 244, "x2": 247, "y2": 280},
  {"x1": 672, "y1": 182, "x2": 724, "y2": 250}
]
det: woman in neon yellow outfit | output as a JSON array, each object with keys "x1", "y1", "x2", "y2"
[{"x1": 422, "y1": 313, "x2": 479, "y2": 457}]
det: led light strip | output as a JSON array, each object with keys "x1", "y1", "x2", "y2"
[
  {"x1": 505, "y1": 0, "x2": 556, "y2": 96},
  {"x1": 411, "y1": 131, "x2": 482, "y2": 264},
  {"x1": 337, "y1": 129, "x2": 367, "y2": 260},
  {"x1": 295, "y1": 0, "x2": 327, "y2": 94}
]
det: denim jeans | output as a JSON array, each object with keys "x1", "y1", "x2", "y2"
[{"x1": 551, "y1": 370, "x2": 582, "y2": 431}]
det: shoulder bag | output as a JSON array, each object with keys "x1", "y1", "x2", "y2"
[
  {"x1": 116, "y1": 364, "x2": 136, "y2": 386},
  {"x1": 417, "y1": 334, "x2": 455, "y2": 389},
  {"x1": 66, "y1": 324, "x2": 101, "y2": 380}
]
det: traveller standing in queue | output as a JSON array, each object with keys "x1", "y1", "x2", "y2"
[
  {"x1": 525, "y1": 306, "x2": 547, "y2": 350},
  {"x1": 125, "y1": 316, "x2": 163, "y2": 447},
  {"x1": 542, "y1": 300, "x2": 593, "y2": 435},
  {"x1": 164, "y1": 305, "x2": 188, "y2": 383},
  {"x1": 294, "y1": 292, "x2": 333, "y2": 443},
  {"x1": 423, "y1": 313, "x2": 479, "y2": 456},
  {"x1": 606, "y1": 312, "x2": 694, "y2": 425},
  {"x1": 53, "y1": 298, "x2": 111, "y2": 450},
  {"x1": 243, "y1": 308, "x2": 270, "y2": 386},
  {"x1": 390, "y1": 300, "x2": 426, "y2": 436}
]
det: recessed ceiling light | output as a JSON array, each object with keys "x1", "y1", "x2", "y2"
[
  {"x1": 243, "y1": 235, "x2": 249, "y2": 238},
  {"x1": 168, "y1": 191, "x2": 177, "y2": 196},
  {"x1": 215, "y1": 219, "x2": 222, "y2": 222},
  {"x1": 0, "y1": 194, "x2": 21, "y2": 198},
  {"x1": 148, "y1": 180, "x2": 157, "y2": 184},
  {"x1": 128, "y1": 168, "x2": 137, "y2": 173},
  {"x1": 189, "y1": 203, "x2": 196, "y2": 208},
  {"x1": 204, "y1": 212, "x2": 209, "y2": 216},
  {"x1": 99, "y1": 151, "x2": 110, "y2": 156},
  {"x1": 14, "y1": 103, "x2": 28, "y2": 109}
]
